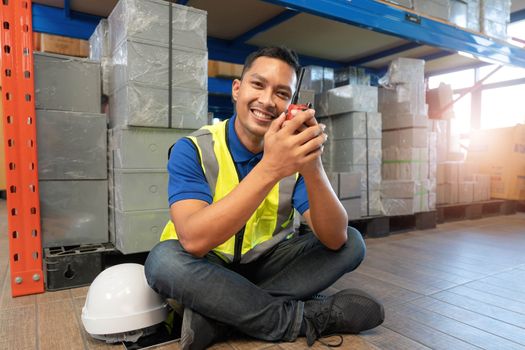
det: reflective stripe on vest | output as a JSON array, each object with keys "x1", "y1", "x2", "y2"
[{"x1": 160, "y1": 119, "x2": 297, "y2": 263}]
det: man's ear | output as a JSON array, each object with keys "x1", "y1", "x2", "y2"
[{"x1": 231, "y1": 79, "x2": 241, "y2": 103}]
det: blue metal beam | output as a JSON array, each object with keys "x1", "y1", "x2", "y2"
[
  {"x1": 418, "y1": 50, "x2": 455, "y2": 61},
  {"x1": 32, "y1": 3, "x2": 101, "y2": 39},
  {"x1": 260, "y1": 0, "x2": 525, "y2": 68},
  {"x1": 177, "y1": 0, "x2": 190, "y2": 5},
  {"x1": 348, "y1": 42, "x2": 421, "y2": 65},
  {"x1": 208, "y1": 37, "x2": 346, "y2": 68},
  {"x1": 232, "y1": 10, "x2": 299, "y2": 46},
  {"x1": 511, "y1": 8, "x2": 525, "y2": 23},
  {"x1": 208, "y1": 77, "x2": 234, "y2": 95}
]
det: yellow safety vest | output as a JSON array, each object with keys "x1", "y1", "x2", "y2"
[{"x1": 161, "y1": 119, "x2": 298, "y2": 263}]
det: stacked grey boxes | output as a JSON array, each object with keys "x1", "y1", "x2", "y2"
[
  {"x1": 102, "y1": 0, "x2": 208, "y2": 254},
  {"x1": 34, "y1": 52, "x2": 108, "y2": 248},
  {"x1": 89, "y1": 19, "x2": 111, "y2": 95},
  {"x1": 327, "y1": 173, "x2": 362, "y2": 220},
  {"x1": 480, "y1": 0, "x2": 510, "y2": 40},
  {"x1": 316, "y1": 85, "x2": 382, "y2": 217},
  {"x1": 379, "y1": 58, "x2": 435, "y2": 215}
]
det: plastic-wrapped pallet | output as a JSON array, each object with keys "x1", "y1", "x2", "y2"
[
  {"x1": 362, "y1": 190, "x2": 382, "y2": 217},
  {"x1": 413, "y1": 0, "x2": 450, "y2": 21},
  {"x1": 300, "y1": 66, "x2": 334, "y2": 94},
  {"x1": 335, "y1": 66, "x2": 371, "y2": 87},
  {"x1": 378, "y1": 58, "x2": 426, "y2": 119},
  {"x1": 381, "y1": 180, "x2": 430, "y2": 216},
  {"x1": 109, "y1": 127, "x2": 192, "y2": 169},
  {"x1": 458, "y1": 181, "x2": 475, "y2": 203},
  {"x1": 319, "y1": 112, "x2": 381, "y2": 139},
  {"x1": 40, "y1": 180, "x2": 109, "y2": 247},
  {"x1": 480, "y1": 0, "x2": 510, "y2": 40},
  {"x1": 327, "y1": 172, "x2": 362, "y2": 220},
  {"x1": 108, "y1": 126, "x2": 197, "y2": 253},
  {"x1": 316, "y1": 85, "x2": 378, "y2": 116},
  {"x1": 37, "y1": 110, "x2": 107, "y2": 180},
  {"x1": 89, "y1": 19, "x2": 111, "y2": 95},
  {"x1": 107, "y1": 0, "x2": 208, "y2": 130},
  {"x1": 382, "y1": 148, "x2": 429, "y2": 180},
  {"x1": 110, "y1": 39, "x2": 207, "y2": 93},
  {"x1": 89, "y1": 19, "x2": 109, "y2": 61},
  {"x1": 109, "y1": 82, "x2": 207, "y2": 128},
  {"x1": 109, "y1": 0, "x2": 207, "y2": 52},
  {"x1": 34, "y1": 52, "x2": 101, "y2": 113},
  {"x1": 473, "y1": 174, "x2": 491, "y2": 201},
  {"x1": 382, "y1": 127, "x2": 428, "y2": 148}
]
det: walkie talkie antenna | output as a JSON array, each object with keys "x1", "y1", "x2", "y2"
[{"x1": 291, "y1": 67, "x2": 305, "y2": 104}]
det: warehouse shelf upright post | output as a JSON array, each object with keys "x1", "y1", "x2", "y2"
[{"x1": 1, "y1": 0, "x2": 45, "y2": 297}]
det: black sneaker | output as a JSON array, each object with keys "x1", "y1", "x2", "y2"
[
  {"x1": 180, "y1": 308, "x2": 230, "y2": 350},
  {"x1": 303, "y1": 288, "x2": 384, "y2": 346}
]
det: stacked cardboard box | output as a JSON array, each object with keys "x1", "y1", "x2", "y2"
[
  {"x1": 104, "y1": 0, "x2": 208, "y2": 253},
  {"x1": 413, "y1": 0, "x2": 450, "y2": 21},
  {"x1": 467, "y1": 125, "x2": 525, "y2": 200},
  {"x1": 33, "y1": 32, "x2": 89, "y2": 58},
  {"x1": 480, "y1": 0, "x2": 510, "y2": 40},
  {"x1": 379, "y1": 58, "x2": 435, "y2": 215},
  {"x1": 317, "y1": 85, "x2": 382, "y2": 217},
  {"x1": 436, "y1": 161, "x2": 491, "y2": 204},
  {"x1": 327, "y1": 173, "x2": 362, "y2": 220},
  {"x1": 299, "y1": 65, "x2": 334, "y2": 94},
  {"x1": 34, "y1": 52, "x2": 108, "y2": 248}
]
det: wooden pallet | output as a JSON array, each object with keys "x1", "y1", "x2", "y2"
[
  {"x1": 437, "y1": 199, "x2": 517, "y2": 223},
  {"x1": 350, "y1": 211, "x2": 437, "y2": 238}
]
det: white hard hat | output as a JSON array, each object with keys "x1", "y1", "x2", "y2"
[{"x1": 81, "y1": 263, "x2": 168, "y2": 341}]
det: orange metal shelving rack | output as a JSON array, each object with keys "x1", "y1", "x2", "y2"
[{"x1": 1, "y1": 0, "x2": 44, "y2": 297}]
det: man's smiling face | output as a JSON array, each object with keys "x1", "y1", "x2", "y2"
[{"x1": 232, "y1": 56, "x2": 297, "y2": 151}]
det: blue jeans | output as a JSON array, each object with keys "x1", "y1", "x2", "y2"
[{"x1": 144, "y1": 227, "x2": 365, "y2": 342}]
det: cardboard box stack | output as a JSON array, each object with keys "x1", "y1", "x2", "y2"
[
  {"x1": 34, "y1": 52, "x2": 108, "y2": 248},
  {"x1": 467, "y1": 125, "x2": 525, "y2": 201},
  {"x1": 33, "y1": 32, "x2": 90, "y2": 58},
  {"x1": 299, "y1": 65, "x2": 334, "y2": 94},
  {"x1": 436, "y1": 161, "x2": 491, "y2": 204},
  {"x1": 480, "y1": 0, "x2": 510, "y2": 40},
  {"x1": 316, "y1": 85, "x2": 382, "y2": 217},
  {"x1": 413, "y1": 0, "x2": 450, "y2": 21},
  {"x1": 103, "y1": 0, "x2": 208, "y2": 254},
  {"x1": 379, "y1": 58, "x2": 436, "y2": 216},
  {"x1": 327, "y1": 173, "x2": 362, "y2": 220}
]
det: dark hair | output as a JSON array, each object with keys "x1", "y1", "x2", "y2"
[{"x1": 241, "y1": 46, "x2": 301, "y2": 79}]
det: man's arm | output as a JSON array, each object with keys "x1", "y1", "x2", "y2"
[
  {"x1": 294, "y1": 111, "x2": 348, "y2": 250},
  {"x1": 172, "y1": 112, "x2": 325, "y2": 257}
]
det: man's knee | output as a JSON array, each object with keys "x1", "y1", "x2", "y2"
[
  {"x1": 144, "y1": 240, "x2": 184, "y2": 293},
  {"x1": 340, "y1": 226, "x2": 366, "y2": 270}
]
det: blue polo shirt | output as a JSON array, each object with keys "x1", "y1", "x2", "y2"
[{"x1": 167, "y1": 115, "x2": 310, "y2": 214}]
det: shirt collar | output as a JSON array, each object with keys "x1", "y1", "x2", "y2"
[{"x1": 227, "y1": 114, "x2": 263, "y2": 162}]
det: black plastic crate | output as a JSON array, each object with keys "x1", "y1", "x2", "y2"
[{"x1": 44, "y1": 243, "x2": 114, "y2": 291}]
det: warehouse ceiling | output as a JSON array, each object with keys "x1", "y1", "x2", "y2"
[{"x1": 33, "y1": 0, "x2": 525, "y2": 75}]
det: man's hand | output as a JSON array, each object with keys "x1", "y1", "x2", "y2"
[{"x1": 260, "y1": 109, "x2": 327, "y2": 180}]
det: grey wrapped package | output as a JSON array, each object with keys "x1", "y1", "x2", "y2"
[
  {"x1": 37, "y1": 110, "x2": 107, "y2": 180},
  {"x1": 331, "y1": 139, "x2": 382, "y2": 166},
  {"x1": 34, "y1": 52, "x2": 101, "y2": 113},
  {"x1": 109, "y1": 0, "x2": 207, "y2": 52},
  {"x1": 40, "y1": 180, "x2": 109, "y2": 248},
  {"x1": 110, "y1": 207, "x2": 168, "y2": 254},
  {"x1": 316, "y1": 85, "x2": 378, "y2": 116},
  {"x1": 110, "y1": 127, "x2": 193, "y2": 169},
  {"x1": 111, "y1": 39, "x2": 208, "y2": 93},
  {"x1": 109, "y1": 82, "x2": 207, "y2": 129},
  {"x1": 89, "y1": 19, "x2": 109, "y2": 61},
  {"x1": 320, "y1": 112, "x2": 381, "y2": 139},
  {"x1": 111, "y1": 169, "x2": 168, "y2": 211}
]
